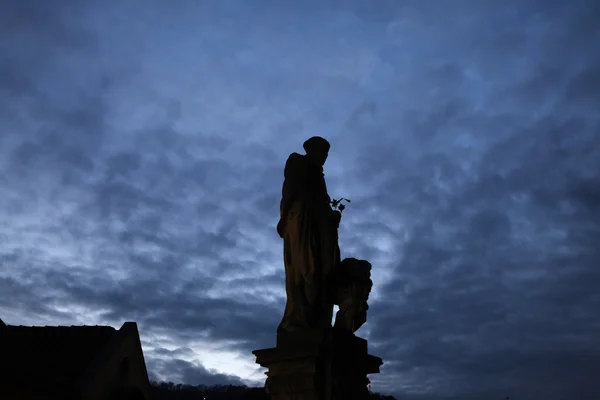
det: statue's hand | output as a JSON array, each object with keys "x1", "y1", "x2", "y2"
[{"x1": 332, "y1": 210, "x2": 342, "y2": 226}]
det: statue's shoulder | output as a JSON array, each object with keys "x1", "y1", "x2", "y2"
[
  {"x1": 287, "y1": 152, "x2": 304, "y2": 162},
  {"x1": 285, "y1": 152, "x2": 306, "y2": 168}
]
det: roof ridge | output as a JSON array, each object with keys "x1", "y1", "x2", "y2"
[{"x1": 8, "y1": 324, "x2": 117, "y2": 329}]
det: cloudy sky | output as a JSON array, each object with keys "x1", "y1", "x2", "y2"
[{"x1": 1, "y1": 0, "x2": 599, "y2": 398}]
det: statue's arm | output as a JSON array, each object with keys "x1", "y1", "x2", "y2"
[
  {"x1": 277, "y1": 154, "x2": 305, "y2": 237},
  {"x1": 316, "y1": 169, "x2": 343, "y2": 226}
]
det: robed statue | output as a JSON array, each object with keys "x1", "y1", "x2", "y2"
[
  {"x1": 276, "y1": 136, "x2": 341, "y2": 334},
  {"x1": 254, "y1": 138, "x2": 380, "y2": 400}
]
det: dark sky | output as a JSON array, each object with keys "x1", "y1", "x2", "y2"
[{"x1": 1, "y1": 1, "x2": 599, "y2": 399}]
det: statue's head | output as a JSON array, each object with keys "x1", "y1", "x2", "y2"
[{"x1": 303, "y1": 136, "x2": 330, "y2": 166}]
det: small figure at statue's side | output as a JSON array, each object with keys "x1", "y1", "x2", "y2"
[
  {"x1": 333, "y1": 258, "x2": 373, "y2": 333},
  {"x1": 276, "y1": 136, "x2": 341, "y2": 335}
]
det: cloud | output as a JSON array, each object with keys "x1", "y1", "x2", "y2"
[
  {"x1": 148, "y1": 357, "x2": 245, "y2": 387},
  {"x1": 1, "y1": 0, "x2": 599, "y2": 398}
]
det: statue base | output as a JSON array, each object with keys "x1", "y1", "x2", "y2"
[{"x1": 252, "y1": 328, "x2": 383, "y2": 400}]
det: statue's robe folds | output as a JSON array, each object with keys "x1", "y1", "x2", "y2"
[{"x1": 276, "y1": 152, "x2": 340, "y2": 334}]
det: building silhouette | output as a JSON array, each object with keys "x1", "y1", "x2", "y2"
[{"x1": 0, "y1": 318, "x2": 152, "y2": 399}]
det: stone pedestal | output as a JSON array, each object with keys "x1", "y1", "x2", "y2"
[{"x1": 253, "y1": 328, "x2": 382, "y2": 400}]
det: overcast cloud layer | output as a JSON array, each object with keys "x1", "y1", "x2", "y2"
[{"x1": 1, "y1": 1, "x2": 599, "y2": 399}]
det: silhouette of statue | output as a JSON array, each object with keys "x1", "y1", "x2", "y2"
[
  {"x1": 253, "y1": 140, "x2": 382, "y2": 400},
  {"x1": 276, "y1": 136, "x2": 341, "y2": 334}
]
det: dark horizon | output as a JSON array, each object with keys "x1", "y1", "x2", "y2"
[{"x1": 1, "y1": 1, "x2": 599, "y2": 399}]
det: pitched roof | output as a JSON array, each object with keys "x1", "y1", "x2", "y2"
[{"x1": 0, "y1": 320, "x2": 117, "y2": 392}]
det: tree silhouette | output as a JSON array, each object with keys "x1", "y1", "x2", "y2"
[{"x1": 149, "y1": 381, "x2": 396, "y2": 400}]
